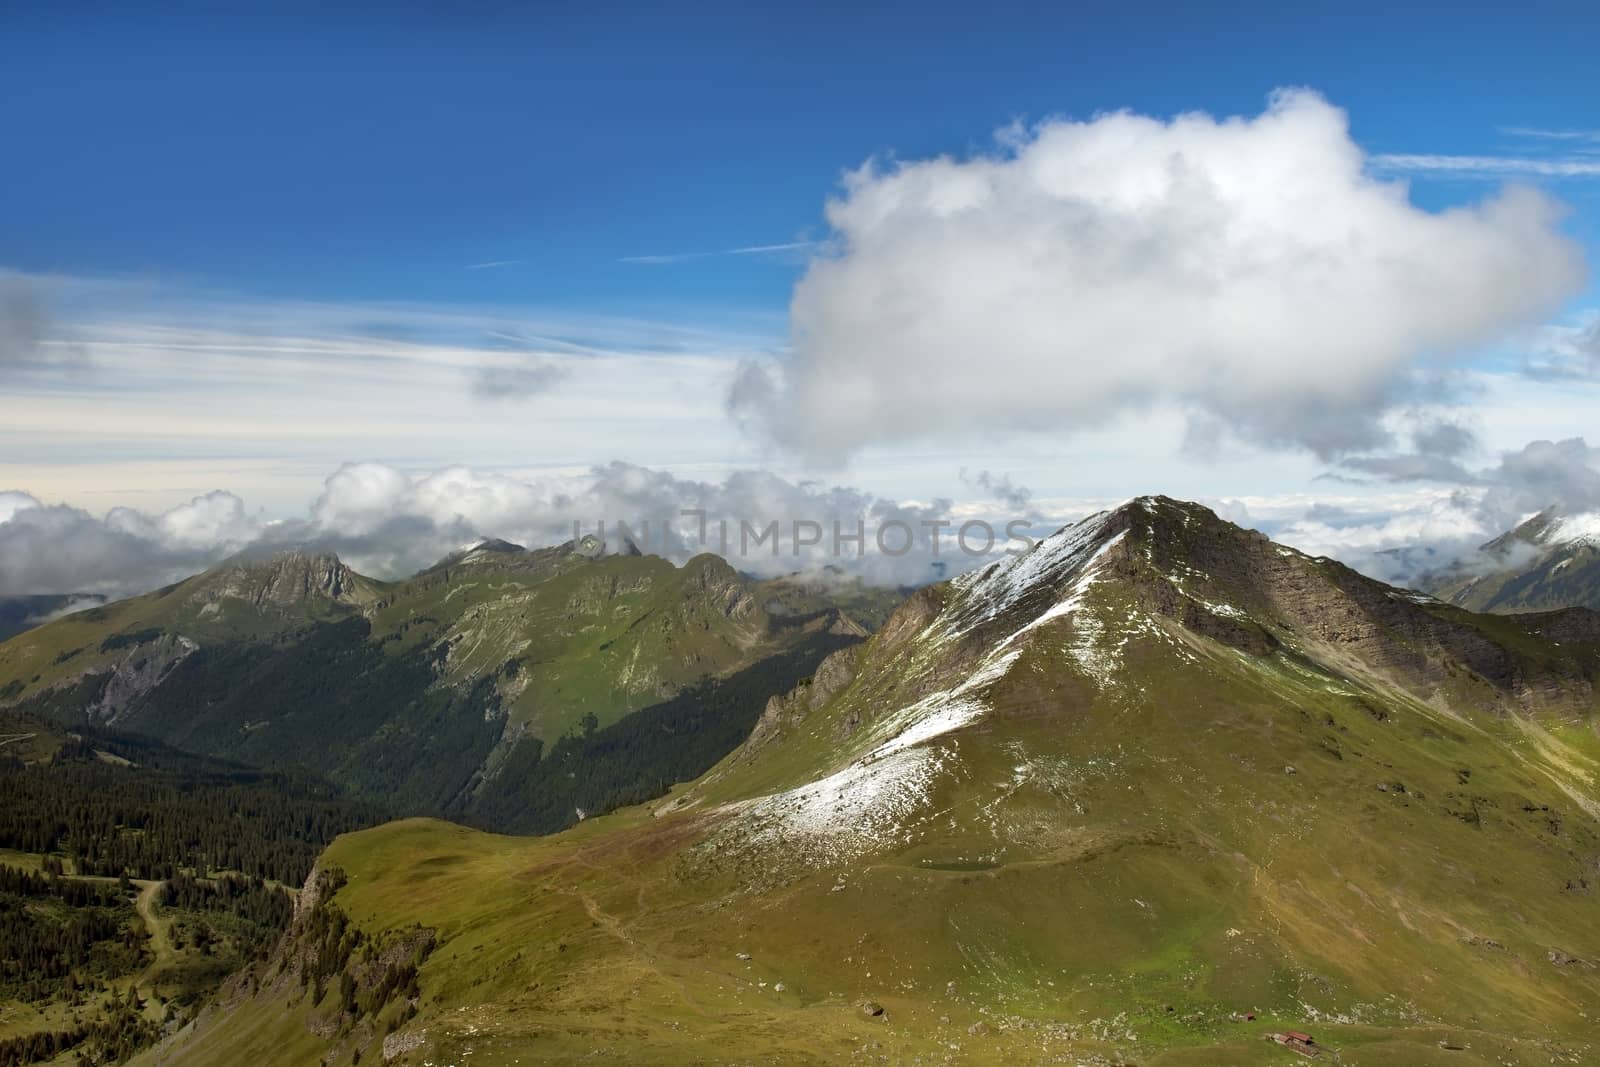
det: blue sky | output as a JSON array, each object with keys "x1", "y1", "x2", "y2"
[
  {"x1": 4, "y1": 3, "x2": 1600, "y2": 595},
  {"x1": 5, "y1": 3, "x2": 1599, "y2": 310}
]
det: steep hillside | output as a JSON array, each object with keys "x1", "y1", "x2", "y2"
[
  {"x1": 1424, "y1": 508, "x2": 1600, "y2": 614},
  {"x1": 143, "y1": 498, "x2": 1600, "y2": 1066},
  {"x1": 0, "y1": 540, "x2": 868, "y2": 823}
]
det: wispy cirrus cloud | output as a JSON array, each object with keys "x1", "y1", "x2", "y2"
[
  {"x1": 464, "y1": 259, "x2": 522, "y2": 270},
  {"x1": 1496, "y1": 126, "x2": 1600, "y2": 143},
  {"x1": 1371, "y1": 153, "x2": 1600, "y2": 178},
  {"x1": 620, "y1": 240, "x2": 817, "y2": 265}
]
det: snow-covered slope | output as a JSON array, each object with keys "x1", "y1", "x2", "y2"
[{"x1": 703, "y1": 506, "x2": 1133, "y2": 867}]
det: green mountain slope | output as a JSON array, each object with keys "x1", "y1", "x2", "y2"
[
  {"x1": 1424, "y1": 507, "x2": 1600, "y2": 614},
  {"x1": 0, "y1": 539, "x2": 869, "y2": 822},
  {"x1": 140, "y1": 498, "x2": 1600, "y2": 1066},
  {"x1": 0, "y1": 549, "x2": 387, "y2": 711}
]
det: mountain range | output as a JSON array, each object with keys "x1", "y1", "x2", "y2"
[
  {"x1": 0, "y1": 536, "x2": 881, "y2": 831},
  {"x1": 115, "y1": 497, "x2": 1600, "y2": 1066}
]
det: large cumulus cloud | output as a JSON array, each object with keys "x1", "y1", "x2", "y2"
[{"x1": 732, "y1": 90, "x2": 1585, "y2": 461}]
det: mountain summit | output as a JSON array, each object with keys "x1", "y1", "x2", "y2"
[
  {"x1": 1424, "y1": 505, "x2": 1600, "y2": 614},
  {"x1": 683, "y1": 496, "x2": 1598, "y2": 865},
  {"x1": 187, "y1": 547, "x2": 382, "y2": 612},
  {"x1": 151, "y1": 497, "x2": 1600, "y2": 1066}
]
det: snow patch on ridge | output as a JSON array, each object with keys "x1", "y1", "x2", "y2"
[
  {"x1": 725, "y1": 644, "x2": 1018, "y2": 866},
  {"x1": 995, "y1": 530, "x2": 1128, "y2": 650},
  {"x1": 727, "y1": 746, "x2": 958, "y2": 868},
  {"x1": 990, "y1": 528, "x2": 1133, "y2": 689},
  {"x1": 1551, "y1": 512, "x2": 1600, "y2": 547},
  {"x1": 716, "y1": 513, "x2": 1139, "y2": 868},
  {"x1": 951, "y1": 507, "x2": 1121, "y2": 634}
]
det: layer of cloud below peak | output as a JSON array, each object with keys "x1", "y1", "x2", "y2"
[
  {"x1": 0, "y1": 463, "x2": 1052, "y2": 599},
  {"x1": 6, "y1": 440, "x2": 1600, "y2": 601}
]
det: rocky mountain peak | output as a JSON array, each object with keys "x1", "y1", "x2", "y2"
[
  {"x1": 427, "y1": 538, "x2": 529, "y2": 572},
  {"x1": 464, "y1": 537, "x2": 527, "y2": 556},
  {"x1": 1477, "y1": 505, "x2": 1600, "y2": 555},
  {"x1": 1484, "y1": 506, "x2": 1563, "y2": 552},
  {"x1": 191, "y1": 548, "x2": 372, "y2": 610},
  {"x1": 937, "y1": 495, "x2": 1268, "y2": 641},
  {"x1": 1540, "y1": 510, "x2": 1600, "y2": 548}
]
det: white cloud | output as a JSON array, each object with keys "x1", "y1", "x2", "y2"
[
  {"x1": 0, "y1": 493, "x2": 263, "y2": 598},
  {"x1": 1265, "y1": 436, "x2": 1600, "y2": 586},
  {"x1": 1522, "y1": 310, "x2": 1600, "y2": 379},
  {"x1": 0, "y1": 271, "x2": 87, "y2": 376},
  {"x1": 0, "y1": 491, "x2": 40, "y2": 527},
  {"x1": 734, "y1": 90, "x2": 1586, "y2": 463},
  {"x1": 302, "y1": 461, "x2": 994, "y2": 587},
  {"x1": 1270, "y1": 490, "x2": 1489, "y2": 585},
  {"x1": 8, "y1": 440, "x2": 1600, "y2": 599},
  {"x1": 0, "y1": 287, "x2": 774, "y2": 516},
  {"x1": 0, "y1": 462, "x2": 1042, "y2": 597},
  {"x1": 138, "y1": 490, "x2": 259, "y2": 551}
]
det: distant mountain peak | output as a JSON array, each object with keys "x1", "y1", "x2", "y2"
[
  {"x1": 191, "y1": 547, "x2": 375, "y2": 611},
  {"x1": 463, "y1": 537, "x2": 527, "y2": 555},
  {"x1": 1424, "y1": 504, "x2": 1600, "y2": 614},
  {"x1": 1544, "y1": 510, "x2": 1600, "y2": 547},
  {"x1": 431, "y1": 538, "x2": 529, "y2": 570},
  {"x1": 1484, "y1": 506, "x2": 1600, "y2": 553},
  {"x1": 1483, "y1": 506, "x2": 1563, "y2": 552}
]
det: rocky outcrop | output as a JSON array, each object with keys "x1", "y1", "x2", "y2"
[
  {"x1": 1105, "y1": 497, "x2": 1600, "y2": 718},
  {"x1": 190, "y1": 550, "x2": 372, "y2": 612},
  {"x1": 682, "y1": 554, "x2": 763, "y2": 622},
  {"x1": 568, "y1": 571, "x2": 657, "y2": 614},
  {"x1": 807, "y1": 645, "x2": 860, "y2": 709},
  {"x1": 742, "y1": 644, "x2": 862, "y2": 754},
  {"x1": 87, "y1": 631, "x2": 198, "y2": 724},
  {"x1": 874, "y1": 584, "x2": 946, "y2": 650},
  {"x1": 292, "y1": 863, "x2": 332, "y2": 923},
  {"x1": 382, "y1": 1027, "x2": 428, "y2": 1061}
]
